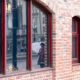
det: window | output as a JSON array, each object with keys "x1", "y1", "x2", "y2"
[
  {"x1": 72, "y1": 16, "x2": 80, "y2": 63},
  {"x1": 1, "y1": 0, "x2": 52, "y2": 74}
]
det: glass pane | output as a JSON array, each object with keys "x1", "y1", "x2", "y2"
[
  {"x1": 32, "y1": 4, "x2": 48, "y2": 69},
  {"x1": 6, "y1": 0, "x2": 27, "y2": 72},
  {"x1": 0, "y1": 1, "x2": 2, "y2": 73},
  {"x1": 72, "y1": 37, "x2": 77, "y2": 58},
  {"x1": 72, "y1": 20, "x2": 77, "y2": 32}
]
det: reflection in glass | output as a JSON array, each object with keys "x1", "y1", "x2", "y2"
[
  {"x1": 6, "y1": 0, "x2": 27, "y2": 72},
  {"x1": 72, "y1": 20, "x2": 77, "y2": 32},
  {"x1": 72, "y1": 37, "x2": 77, "y2": 58},
  {"x1": 32, "y1": 4, "x2": 48, "y2": 69}
]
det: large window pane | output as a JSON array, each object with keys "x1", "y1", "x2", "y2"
[
  {"x1": 32, "y1": 4, "x2": 48, "y2": 69},
  {"x1": 6, "y1": 0, "x2": 27, "y2": 72}
]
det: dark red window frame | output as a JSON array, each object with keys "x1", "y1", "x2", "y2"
[
  {"x1": 2, "y1": 0, "x2": 6, "y2": 74},
  {"x1": 72, "y1": 16, "x2": 80, "y2": 63},
  {"x1": 2, "y1": 0, "x2": 52, "y2": 73}
]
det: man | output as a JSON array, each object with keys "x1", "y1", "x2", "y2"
[{"x1": 38, "y1": 43, "x2": 45, "y2": 68}]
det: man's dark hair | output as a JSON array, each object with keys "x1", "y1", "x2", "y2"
[{"x1": 40, "y1": 43, "x2": 45, "y2": 46}]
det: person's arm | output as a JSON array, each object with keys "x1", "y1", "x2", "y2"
[{"x1": 38, "y1": 48, "x2": 42, "y2": 55}]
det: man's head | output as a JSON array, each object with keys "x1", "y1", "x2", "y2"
[{"x1": 40, "y1": 43, "x2": 45, "y2": 47}]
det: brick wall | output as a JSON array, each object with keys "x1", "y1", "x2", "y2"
[
  {"x1": 0, "y1": 69, "x2": 54, "y2": 80},
  {"x1": 38, "y1": 0, "x2": 80, "y2": 80},
  {"x1": 1, "y1": 0, "x2": 80, "y2": 80}
]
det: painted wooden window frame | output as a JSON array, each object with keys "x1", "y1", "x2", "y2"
[
  {"x1": 72, "y1": 16, "x2": 80, "y2": 63},
  {"x1": 2, "y1": 0, "x2": 52, "y2": 74}
]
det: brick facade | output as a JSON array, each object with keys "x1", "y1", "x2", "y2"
[{"x1": 1, "y1": 0, "x2": 80, "y2": 80}]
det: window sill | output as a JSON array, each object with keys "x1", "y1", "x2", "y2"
[{"x1": 0, "y1": 67, "x2": 53, "y2": 78}]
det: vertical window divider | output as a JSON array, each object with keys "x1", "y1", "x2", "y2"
[
  {"x1": 27, "y1": 0, "x2": 32, "y2": 70},
  {"x1": 78, "y1": 21, "x2": 80, "y2": 62},
  {"x1": 2, "y1": 0, "x2": 6, "y2": 74},
  {"x1": 48, "y1": 14, "x2": 53, "y2": 67}
]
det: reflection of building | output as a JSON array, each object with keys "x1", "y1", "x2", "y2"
[
  {"x1": 7, "y1": 4, "x2": 47, "y2": 54},
  {"x1": 7, "y1": 29, "x2": 27, "y2": 54},
  {"x1": 32, "y1": 5, "x2": 47, "y2": 42},
  {"x1": 7, "y1": 0, "x2": 27, "y2": 56}
]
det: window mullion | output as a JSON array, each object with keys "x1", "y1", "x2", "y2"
[
  {"x1": 27, "y1": 0, "x2": 32, "y2": 70},
  {"x1": 48, "y1": 14, "x2": 52, "y2": 67},
  {"x1": 2, "y1": 0, "x2": 6, "y2": 74}
]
